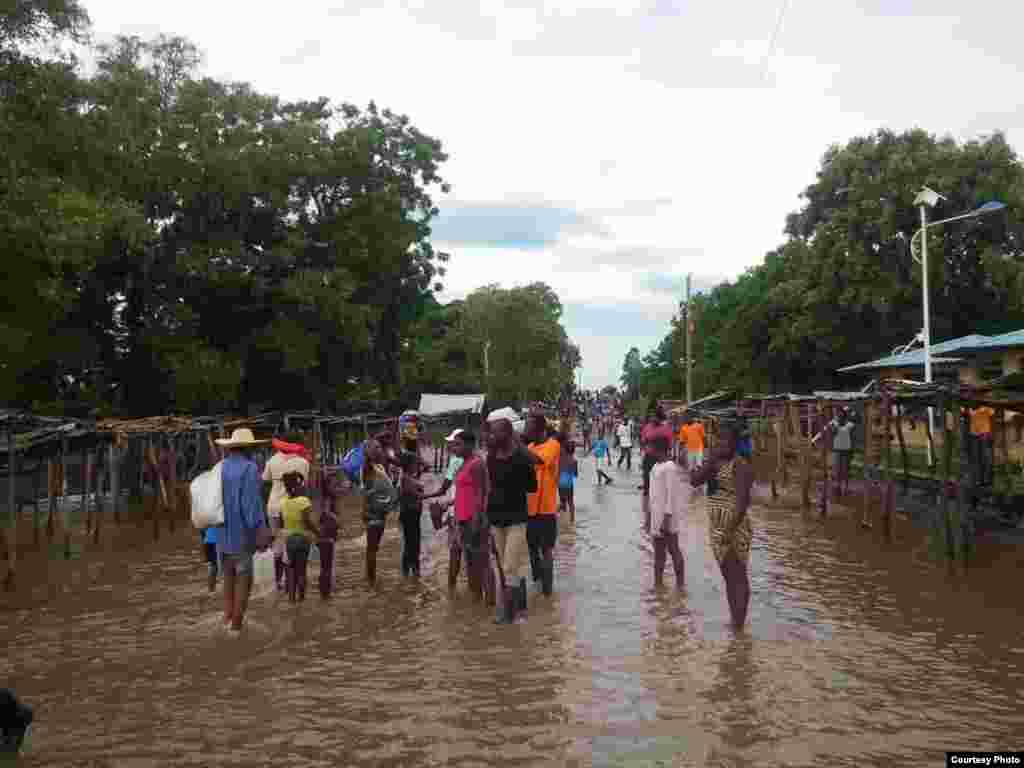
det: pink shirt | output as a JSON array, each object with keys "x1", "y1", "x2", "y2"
[{"x1": 454, "y1": 456, "x2": 484, "y2": 523}]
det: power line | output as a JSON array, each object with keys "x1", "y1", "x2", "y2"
[{"x1": 762, "y1": 0, "x2": 791, "y2": 83}]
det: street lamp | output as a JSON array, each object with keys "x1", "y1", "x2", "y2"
[{"x1": 911, "y1": 188, "x2": 1007, "y2": 465}]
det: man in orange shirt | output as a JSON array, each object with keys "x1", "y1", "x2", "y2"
[
  {"x1": 525, "y1": 409, "x2": 561, "y2": 596},
  {"x1": 678, "y1": 415, "x2": 706, "y2": 471}
]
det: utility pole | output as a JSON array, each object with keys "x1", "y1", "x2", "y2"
[{"x1": 685, "y1": 273, "x2": 693, "y2": 404}]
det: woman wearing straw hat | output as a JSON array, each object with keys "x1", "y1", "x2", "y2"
[{"x1": 214, "y1": 428, "x2": 272, "y2": 632}]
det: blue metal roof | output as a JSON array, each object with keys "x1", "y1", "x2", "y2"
[
  {"x1": 956, "y1": 329, "x2": 1024, "y2": 352},
  {"x1": 838, "y1": 330, "x2": 1024, "y2": 373}
]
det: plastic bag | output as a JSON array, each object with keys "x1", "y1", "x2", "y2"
[
  {"x1": 341, "y1": 442, "x2": 366, "y2": 482},
  {"x1": 253, "y1": 550, "x2": 275, "y2": 585},
  {"x1": 190, "y1": 461, "x2": 224, "y2": 529}
]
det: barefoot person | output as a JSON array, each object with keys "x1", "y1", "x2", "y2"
[
  {"x1": 590, "y1": 433, "x2": 613, "y2": 485},
  {"x1": 280, "y1": 471, "x2": 320, "y2": 603},
  {"x1": 648, "y1": 436, "x2": 688, "y2": 590},
  {"x1": 486, "y1": 407, "x2": 537, "y2": 623},
  {"x1": 558, "y1": 439, "x2": 578, "y2": 522},
  {"x1": 362, "y1": 439, "x2": 400, "y2": 586},
  {"x1": 679, "y1": 414, "x2": 706, "y2": 471},
  {"x1": 214, "y1": 428, "x2": 272, "y2": 632},
  {"x1": 689, "y1": 418, "x2": 755, "y2": 629},
  {"x1": 263, "y1": 433, "x2": 310, "y2": 592},
  {"x1": 398, "y1": 452, "x2": 425, "y2": 577},
  {"x1": 616, "y1": 419, "x2": 633, "y2": 472},
  {"x1": 435, "y1": 430, "x2": 491, "y2": 599}
]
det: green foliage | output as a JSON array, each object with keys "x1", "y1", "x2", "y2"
[
  {"x1": 0, "y1": 13, "x2": 496, "y2": 416},
  {"x1": 633, "y1": 129, "x2": 1024, "y2": 399}
]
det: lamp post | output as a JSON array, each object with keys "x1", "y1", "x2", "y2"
[{"x1": 911, "y1": 188, "x2": 1006, "y2": 465}]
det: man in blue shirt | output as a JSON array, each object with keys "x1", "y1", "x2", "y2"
[
  {"x1": 214, "y1": 428, "x2": 271, "y2": 632},
  {"x1": 590, "y1": 435, "x2": 613, "y2": 485}
]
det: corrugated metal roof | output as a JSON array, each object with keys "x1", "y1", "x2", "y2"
[
  {"x1": 957, "y1": 329, "x2": 1024, "y2": 351},
  {"x1": 839, "y1": 330, "x2": 1024, "y2": 373},
  {"x1": 838, "y1": 350, "x2": 963, "y2": 372}
]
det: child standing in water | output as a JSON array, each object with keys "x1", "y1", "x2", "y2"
[
  {"x1": 202, "y1": 527, "x2": 219, "y2": 592},
  {"x1": 317, "y1": 470, "x2": 340, "y2": 599},
  {"x1": 280, "y1": 471, "x2": 320, "y2": 602},
  {"x1": 398, "y1": 452, "x2": 425, "y2": 577},
  {"x1": 648, "y1": 435, "x2": 688, "y2": 590},
  {"x1": 558, "y1": 439, "x2": 578, "y2": 522}
]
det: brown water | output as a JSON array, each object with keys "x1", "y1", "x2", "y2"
[{"x1": 3, "y1": 463, "x2": 1023, "y2": 767}]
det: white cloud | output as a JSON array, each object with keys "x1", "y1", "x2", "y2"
[{"x1": 80, "y1": 0, "x2": 1024, "y2": 389}]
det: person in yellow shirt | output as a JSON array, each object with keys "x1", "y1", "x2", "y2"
[
  {"x1": 525, "y1": 410, "x2": 561, "y2": 596},
  {"x1": 280, "y1": 471, "x2": 321, "y2": 603}
]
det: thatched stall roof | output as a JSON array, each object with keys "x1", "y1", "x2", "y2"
[{"x1": 0, "y1": 411, "x2": 88, "y2": 455}]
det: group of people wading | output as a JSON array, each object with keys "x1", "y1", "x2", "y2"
[
  {"x1": 201, "y1": 403, "x2": 757, "y2": 632},
  {"x1": 358, "y1": 406, "x2": 566, "y2": 624}
]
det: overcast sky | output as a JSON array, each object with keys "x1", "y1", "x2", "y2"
[{"x1": 80, "y1": 0, "x2": 1024, "y2": 389}]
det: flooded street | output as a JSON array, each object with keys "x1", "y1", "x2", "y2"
[{"x1": 3, "y1": 460, "x2": 1023, "y2": 767}]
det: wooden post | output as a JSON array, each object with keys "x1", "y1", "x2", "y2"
[
  {"x1": 92, "y1": 445, "x2": 104, "y2": 545},
  {"x1": 956, "y1": 404, "x2": 973, "y2": 567},
  {"x1": 882, "y1": 390, "x2": 894, "y2": 540},
  {"x1": 771, "y1": 419, "x2": 781, "y2": 499},
  {"x1": 800, "y1": 432, "x2": 812, "y2": 512},
  {"x1": 934, "y1": 394, "x2": 950, "y2": 559},
  {"x1": 46, "y1": 452, "x2": 57, "y2": 540},
  {"x1": 62, "y1": 436, "x2": 72, "y2": 559},
  {"x1": 82, "y1": 444, "x2": 92, "y2": 541},
  {"x1": 999, "y1": 407, "x2": 1010, "y2": 495},
  {"x1": 781, "y1": 403, "x2": 790, "y2": 490},
  {"x1": 5, "y1": 427, "x2": 17, "y2": 590},
  {"x1": 991, "y1": 406, "x2": 1005, "y2": 496},
  {"x1": 110, "y1": 442, "x2": 120, "y2": 525},
  {"x1": 861, "y1": 400, "x2": 873, "y2": 530},
  {"x1": 894, "y1": 402, "x2": 909, "y2": 494},
  {"x1": 924, "y1": 402, "x2": 937, "y2": 503},
  {"x1": 819, "y1": 398, "x2": 830, "y2": 518}
]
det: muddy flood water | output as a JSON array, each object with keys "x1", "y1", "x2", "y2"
[{"x1": 2, "y1": 460, "x2": 1023, "y2": 767}]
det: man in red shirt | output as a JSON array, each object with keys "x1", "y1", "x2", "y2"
[{"x1": 640, "y1": 407, "x2": 674, "y2": 498}]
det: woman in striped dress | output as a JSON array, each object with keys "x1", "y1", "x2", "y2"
[{"x1": 690, "y1": 418, "x2": 755, "y2": 629}]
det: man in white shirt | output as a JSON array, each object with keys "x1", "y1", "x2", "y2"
[
  {"x1": 616, "y1": 421, "x2": 633, "y2": 471},
  {"x1": 262, "y1": 434, "x2": 310, "y2": 591}
]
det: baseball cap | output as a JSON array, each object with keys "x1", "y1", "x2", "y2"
[
  {"x1": 486, "y1": 406, "x2": 519, "y2": 423},
  {"x1": 444, "y1": 428, "x2": 465, "y2": 442}
]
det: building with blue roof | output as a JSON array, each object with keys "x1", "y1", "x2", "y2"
[{"x1": 837, "y1": 330, "x2": 1024, "y2": 386}]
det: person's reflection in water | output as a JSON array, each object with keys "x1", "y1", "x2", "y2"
[{"x1": 703, "y1": 635, "x2": 765, "y2": 764}]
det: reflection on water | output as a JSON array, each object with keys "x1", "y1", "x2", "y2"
[{"x1": 2, "y1": 469, "x2": 1023, "y2": 767}]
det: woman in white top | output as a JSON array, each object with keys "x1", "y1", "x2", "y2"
[
  {"x1": 616, "y1": 421, "x2": 633, "y2": 472},
  {"x1": 647, "y1": 435, "x2": 689, "y2": 590},
  {"x1": 262, "y1": 434, "x2": 311, "y2": 591}
]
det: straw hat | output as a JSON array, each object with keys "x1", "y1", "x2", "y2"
[{"x1": 214, "y1": 428, "x2": 270, "y2": 448}]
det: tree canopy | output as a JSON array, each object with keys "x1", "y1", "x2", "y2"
[
  {"x1": 0, "y1": 8, "x2": 578, "y2": 416},
  {"x1": 628, "y1": 129, "x2": 1024, "y2": 401}
]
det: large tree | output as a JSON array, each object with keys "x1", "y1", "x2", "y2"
[
  {"x1": 636, "y1": 129, "x2": 1024, "y2": 397},
  {"x1": 1, "y1": 18, "x2": 453, "y2": 416}
]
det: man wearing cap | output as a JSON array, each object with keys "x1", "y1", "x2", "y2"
[
  {"x1": 524, "y1": 408, "x2": 561, "y2": 596},
  {"x1": 485, "y1": 407, "x2": 537, "y2": 623},
  {"x1": 215, "y1": 428, "x2": 272, "y2": 632}
]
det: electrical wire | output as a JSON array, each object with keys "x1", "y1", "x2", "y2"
[{"x1": 762, "y1": 0, "x2": 791, "y2": 83}]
